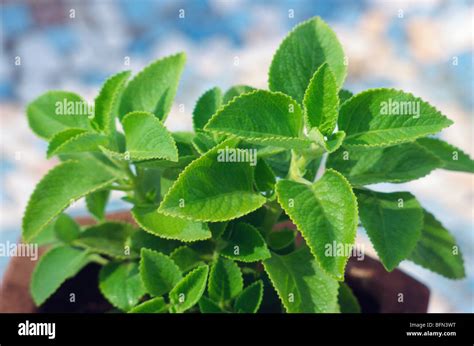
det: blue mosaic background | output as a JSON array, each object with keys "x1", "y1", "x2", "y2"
[{"x1": 1, "y1": 0, "x2": 473, "y2": 312}]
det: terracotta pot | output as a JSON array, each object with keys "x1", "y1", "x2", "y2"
[{"x1": 0, "y1": 211, "x2": 429, "y2": 313}]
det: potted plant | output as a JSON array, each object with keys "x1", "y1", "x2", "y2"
[{"x1": 2, "y1": 17, "x2": 471, "y2": 314}]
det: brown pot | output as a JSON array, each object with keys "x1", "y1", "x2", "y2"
[{"x1": 0, "y1": 211, "x2": 429, "y2": 313}]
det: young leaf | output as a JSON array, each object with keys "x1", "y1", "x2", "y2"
[
  {"x1": 234, "y1": 280, "x2": 264, "y2": 313},
  {"x1": 119, "y1": 53, "x2": 186, "y2": 121},
  {"x1": 263, "y1": 246, "x2": 339, "y2": 313},
  {"x1": 99, "y1": 262, "x2": 145, "y2": 311},
  {"x1": 269, "y1": 17, "x2": 346, "y2": 103},
  {"x1": 139, "y1": 248, "x2": 182, "y2": 296},
  {"x1": 122, "y1": 111, "x2": 178, "y2": 161},
  {"x1": 338, "y1": 89, "x2": 453, "y2": 147},
  {"x1": 74, "y1": 222, "x2": 134, "y2": 259},
  {"x1": 192, "y1": 132, "x2": 217, "y2": 155},
  {"x1": 93, "y1": 70, "x2": 131, "y2": 134},
  {"x1": 85, "y1": 190, "x2": 110, "y2": 221},
  {"x1": 26, "y1": 91, "x2": 93, "y2": 139},
  {"x1": 205, "y1": 90, "x2": 310, "y2": 149},
  {"x1": 170, "y1": 246, "x2": 204, "y2": 272},
  {"x1": 338, "y1": 282, "x2": 361, "y2": 313},
  {"x1": 303, "y1": 63, "x2": 339, "y2": 135},
  {"x1": 327, "y1": 142, "x2": 441, "y2": 186},
  {"x1": 193, "y1": 87, "x2": 223, "y2": 131},
  {"x1": 131, "y1": 206, "x2": 211, "y2": 242},
  {"x1": 169, "y1": 265, "x2": 209, "y2": 313},
  {"x1": 30, "y1": 246, "x2": 93, "y2": 305},
  {"x1": 54, "y1": 213, "x2": 80, "y2": 244},
  {"x1": 276, "y1": 170, "x2": 358, "y2": 280},
  {"x1": 208, "y1": 257, "x2": 243, "y2": 304},
  {"x1": 309, "y1": 128, "x2": 346, "y2": 153},
  {"x1": 416, "y1": 137, "x2": 474, "y2": 173},
  {"x1": 22, "y1": 160, "x2": 118, "y2": 242},
  {"x1": 355, "y1": 189, "x2": 423, "y2": 271},
  {"x1": 47, "y1": 130, "x2": 110, "y2": 158},
  {"x1": 159, "y1": 138, "x2": 266, "y2": 222},
  {"x1": 198, "y1": 296, "x2": 225, "y2": 313},
  {"x1": 408, "y1": 210, "x2": 465, "y2": 279},
  {"x1": 223, "y1": 85, "x2": 255, "y2": 104},
  {"x1": 129, "y1": 297, "x2": 167, "y2": 313},
  {"x1": 220, "y1": 223, "x2": 271, "y2": 262}
]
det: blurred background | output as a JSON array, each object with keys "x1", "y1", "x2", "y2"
[{"x1": 0, "y1": 0, "x2": 472, "y2": 312}]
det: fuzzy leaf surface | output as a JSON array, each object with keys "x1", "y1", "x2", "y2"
[
  {"x1": 408, "y1": 210, "x2": 465, "y2": 279},
  {"x1": 170, "y1": 265, "x2": 209, "y2": 313},
  {"x1": 356, "y1": 189, "x2": 423, "y2": 271},
  {"x1": 234, "y1": 280, "x2": 264, "y2": 313},
  {"x1": 99, "y1": 262, "x2": 145, "y2": 311},
  {"x1": 338, "y1": 89, "x2": 453, "y2": 147},
  {"x1": 122, "y1": 111, "x2": 178, "y2": 161},
  {"x1": 263, "y1": 246, "x2": 339, "y2": 313},
  {"x1": 193, "y1": 87, "x2": 222, "y2": 131},
  {"x1": 221, "y1": 223, "x2": 270, "y2": 262},
  {"x1": 269, "y1": 17, "x2": 346, "y2": 102},
  {"x1": 119, "y1": 53, "x2": 185, "y2": 121},
  {"x1": 276, "y1": 170, "x2": 358, "y2": 279},
  {"x1": 139, "y1": 248, "x2": 182, "y2": 296},
  {"x1": 205, "y1": 90, "x2": 310, "y2": 149},
  {"x1": 23, "y1": 160, "x2": 117, "y2": 241},
  {"x1": 208, "y1": 257, "x2": 243, "y2": 304},
  {"x1": 159, "y1": 139, "x2": 266, "y2": 222}
]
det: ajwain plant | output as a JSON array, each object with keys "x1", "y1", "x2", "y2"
[{"x1": 23, "y1": 17, "x2": 472, "y2": 313}]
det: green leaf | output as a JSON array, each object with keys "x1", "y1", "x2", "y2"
[
  {"x1": 205, "y1": 90, "x2": 310, "y2": 149},
  {"x1": 122, "y1": 111, "x2": 178, "y2": 161},
  {"x1": 209, "y1": 222, "x2": 228, "y2": 240},
  {"x1": 254, "y1": 159, "x2": 276, "y2": 196},
  {"x1": 303, "y1": 63, "x2": 339, "y2": 135},
  {"x1": 30, "y1": 246, "x2": 93, "y2": 305},
  {"x1": 139, "y1": 248, "x2": 182, "y2": 296},
  {"x1": 119, "y1": 53, "x2": 186, "y2": 121},
  {"x1": 267, "y1": 229, "x2": 296, "y2": 251},
  {"x1": 99, "y1": 262, "x2": 145, "y2": 311},
  {"x1": 170, "y1": 246, "x2": 204, "y2": 272},
  {"x1": 26, "y1": 91, "x2": 93, "y2": 139},
  {"x1": 327, "y1": 142, "x2": 441, "y2": 185},
  {"x1": 338, "y1": 89, "x2": 353, "y2": 105},
  {"x1": 85, "y1": 190, "x2": 110, "y2": 221},
  {"x1": 208, "y1": 257, "x2": 243, "y2": 304},
  {"x1": 234, "y1": 280, "x2": 263, "y2": 313},
  {"x1": 170, "y1": 265, "x2": 209, "y2": 313},
  {"x1": 129, "y1": 297, "x2": 167, "y2": 313},
  {"x1": 276, "y1": 170, "x2": 358, "y2": 280},
  {"x1": 338, "y1": 283, "x2": 361, "y2": 313},
  {"x1": 93, "y1": 71, "x2": 131, "y2": 134},
  {"x1": 47, "y1": 129, "x2": 110, "y2": 158},
  {"x1": 263, "y1": 246, "x2": 339, "y2": 313},
  {"x1": 223, "y1": 85, "x2": 255, "y2": 104},
  {"x1": 22, "y1": 160, "x2": 118, "y2": 242},
  {"x1": 269, "y1": 17, "x2": 346, "y2": 103},
  {"x1": 309, "y1": 128, "x2": 346, "y2": 153},
  {"x1": 192, "y1": 132, "x2": 217, "y2": 155},
  {"x1": 130, "y1": 230, "x2": 180, "y2": 255},
  {"x1": 159, "y1": 138, "x2": 266, "y2": 222},
  {"x1": 74, "y1": 222, "x2": 134, "y2": 259},
  {"x1": 355, "y1": 189, "x2": 423, "y2": 271},
  {"x1": 338, "y1": 89, "x2": 453, "y2": 147},
  {"x1": 408, "y1": 210, "x2": 465, "y2": 279},
  {"x1": 198, "y1": 296, "x2": 225, "y2": 313},
  {"x1": 54, "y1": 214, "x2": 80, "y2": 244},
  {"x1": 131, "y1": 206, "x2": 211, "y2": 242},
  {"x1": 416, "y1": 137, "x2": 474, "y2": 173},
  {"x1": 193, "y1": 87, "x2": 223, "y2": 131},
  {"x1": 221, "y1": 223, "x2": 271, "y2": 262}
]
